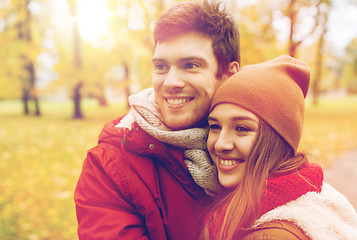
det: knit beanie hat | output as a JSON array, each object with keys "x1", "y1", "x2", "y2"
[{"x1": 210, "y1": 55, "x2": 310, "y2": 153}]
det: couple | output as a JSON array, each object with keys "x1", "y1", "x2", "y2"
[{"x1": 74, "y1": 1, "x2": 357, "y2": 239}]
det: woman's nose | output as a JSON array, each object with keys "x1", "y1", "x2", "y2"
[{"x1": 214, "y1": 130, "x2": 234, "y2": 153}]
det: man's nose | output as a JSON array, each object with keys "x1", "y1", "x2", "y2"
[{"x1": 163, "y1": 67, "x2": 185, "y2": 90}]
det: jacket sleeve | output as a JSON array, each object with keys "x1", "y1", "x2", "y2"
[{"x1": 74, "y1": 146, "x2": 149, "y2": 240}]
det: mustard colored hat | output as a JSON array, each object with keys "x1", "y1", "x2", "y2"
[{"x1": 210, "y1": 55, "x2": 311, "y2": 153}]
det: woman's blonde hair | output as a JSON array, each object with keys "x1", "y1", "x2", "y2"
[{"x1": 205, "y1": 120, "x2": 307, "y2": 240}]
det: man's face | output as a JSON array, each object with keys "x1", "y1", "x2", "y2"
[{"x1": 152, "y1": 32, "x2": 222, "y2": 130}]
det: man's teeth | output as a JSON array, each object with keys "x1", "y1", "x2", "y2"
[
  {"x1": 167, "y1": 98, "x2": 191, "y2": 105},
  {"x1": 220, "y1": 159, "x2": 238, "y2": 166}
]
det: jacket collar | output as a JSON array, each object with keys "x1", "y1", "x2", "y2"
[{"x1": 99, "y1": 118, "x2": 211, "y2": 203}]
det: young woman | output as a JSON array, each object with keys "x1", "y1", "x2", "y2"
[{"x1": 204, "y1": 55, "x2": 357, "y2": 240}]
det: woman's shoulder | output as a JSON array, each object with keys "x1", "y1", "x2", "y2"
[{"x1": 239, "y1": 220, "x2": 310, "y2": 240}]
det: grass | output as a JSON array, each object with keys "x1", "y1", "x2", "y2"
[
  {"x1": 0, "y1": 99, "x2": 128, "y2": 240},
  {"x1": 1, "y1": 96, "x2": 357, "y2": 239},
  {"x1": 301, "y1": 96, "x2": 357, "y2": 167}
]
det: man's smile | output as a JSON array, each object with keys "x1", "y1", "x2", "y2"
[{"x1": 166, "y1": 97, "x2": 193, "y2": 106}]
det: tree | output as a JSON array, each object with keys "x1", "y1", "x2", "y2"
[
  {"x1": 278, "y1": 0, "x2": 330, "y2": 57},
  {"x1": 67, "y1": 0, "x2": 84, "y2": 119},
  {"x1": 49, "y1": 0, "x2": 155, "y2": 117},
  {"x1": 105, "y1": 0, "x2": 156, "y2": 105},
  {"x1": 0, "y1": 14, "x2": 23, "y2": 100},
  {"x1": 0, "y1": 0, "x2": 41, "y2": 115},
  {"x1": 20, "y1": 0, "x2": 38, "y2": 115},
  {"x1": 344, "y1": 38, "x2": 357, "y2": 93},
  {"x1": 311, "y1": 1, "x2": 331, "y2": 105},
  {"x1": 237, "y1": 1, "x2": 283, "y2": 65}
]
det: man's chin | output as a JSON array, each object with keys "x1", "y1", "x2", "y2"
[
  {"x1": 164, "y1": 117, "x2": 192, "y2": 131},
  {"x1": 164, "y1": 117, "x2": 206, "y2": 131},
  {"x1": 165, "y1": 122, "x2": 190, "y2": 131}
]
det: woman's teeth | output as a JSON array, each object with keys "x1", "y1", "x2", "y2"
[
  {"x1": 219, "y1": 159, "x2": 244, "y2": 166},
  {"x1": 220, "y1": 159, "x2": 238, "y2": 166}
]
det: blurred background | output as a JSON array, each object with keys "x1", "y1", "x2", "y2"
[{"x1": 1, "y1": 0, "x2": 357, "y2": 239}]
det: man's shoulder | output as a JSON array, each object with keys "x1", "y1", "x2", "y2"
[
  {"x1": 95, "y1": 116, "x2": 176, "y2": 166},
  {"x1": 103, "y1": 114, "x2": 130, "y2": 131},
  {"x1": 240, "y1": 221, "x2": 310, "y2": 240},
  {"x1": 97, "y1": 114, "x2": 131, "y2": 144}
]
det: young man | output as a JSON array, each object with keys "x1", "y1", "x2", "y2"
[{"x1": 74, "y1": 1, "x2": 240, "y2": 239}]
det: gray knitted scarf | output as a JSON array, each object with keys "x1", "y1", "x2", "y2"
[{"x1": 117, "y1": 88, "x2": 221, "y2": 195}]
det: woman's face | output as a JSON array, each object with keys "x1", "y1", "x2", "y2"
[{"x1": 207, "y1": 104, "x2": 259, "y2": 188}]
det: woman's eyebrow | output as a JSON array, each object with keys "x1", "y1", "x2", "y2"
[
  {"x1": 208, "y1": 115, "x2": 259, "y2": 123},
  {"x1": 231, "y1": 116, "x2": 259, "y2": 123},
  {"x1": 207, "y1": 116, "x2": 217, "y2": 121}
]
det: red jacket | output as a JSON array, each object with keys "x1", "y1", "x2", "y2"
[{"x1": 74, "y1": 117, "x2": 213, "y2": 240}]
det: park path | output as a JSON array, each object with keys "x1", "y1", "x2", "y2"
[{"x1": 324, "y1": 149, "x2": 357, "y2": 210}]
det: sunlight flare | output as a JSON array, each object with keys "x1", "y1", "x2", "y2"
[{"x1": 75, "y1": 0, "x2": 112, "y2": 43}]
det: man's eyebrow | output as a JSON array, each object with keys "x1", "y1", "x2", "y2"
[
  {"x1": 178, "y1": 56, "x2": 207, "y2": 64},
  {"x1": 151, "y1": 56, "x2": 207, "y2": 63},
  {"x1": 179, "y1": 56, "x2": 205, "y2": 61},
  {"x1": 151, "y1": 57, "x2": 166, "y2": 63}
]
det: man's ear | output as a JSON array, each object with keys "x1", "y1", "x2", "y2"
[
  {"x1": 228, "y1": 61, "x2": 239, "y2": 76},
  {"x1": 222, "y1": 61, "x2": 239, "y2": 81}
]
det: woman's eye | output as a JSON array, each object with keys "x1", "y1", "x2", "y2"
[
  {"x1": 236, "y1": 126, "x2": 250, "y2": 132},
  {"x1": 209, "y1": 124, "x2": 221, "y2": 131}
]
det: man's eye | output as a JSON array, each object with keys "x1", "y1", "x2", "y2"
[
  {"x1": 185, "y1": 63, "x2": 199, "y2": 69},
  {"x1": 155, "y1": 64, "x2": 166, "y2": 70},
  {"x1": 153, "y1": 62, "x2": 169, "y2": 73}
]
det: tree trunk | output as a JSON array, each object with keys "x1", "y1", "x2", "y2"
[
  {"x1": 73, "y1": 82, "x2": 83, "y2": 119},
  {"x1": 96, "y1": 83, "x2": 108, "y2": 107},
  {"x1": 22, "y1": 87, "x2": 30, "y2": 115},
  {"x1": 98, "y1": 91, "x2": 108, "y2": 106},
  {"x1": 26, "y1": 59, "x2": 41, "y2": 116},
  {"x1": 313, "y1": 36, "x2": 323, "y2": 106},
  {"x1": 288, "y1": 0, "x2": 297, "y2": 57},
  {"x1": 312, "y1": 7, "x2": 329, "y2": 106},
  {"x1": 286, "y1": 0, "x2": 323, "y2": 57},
  {"x1": 34, "y1": 97, "x2": 41, "y2": 116},
  {"x1": 71, "y1": 1, "x2": 84, "y2": 119},
  {"x1": 18, "y1": 0, "x2": 41, "y2": 116},
  {"x1": 124, "y1": 63, "x2": 130, "y2": 109}
]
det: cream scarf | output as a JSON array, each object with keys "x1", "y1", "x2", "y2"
[{"x1": 116, "y1": 88, "x2": 221, "y2": 195}]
